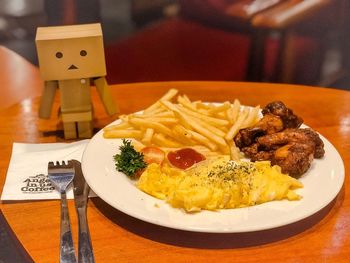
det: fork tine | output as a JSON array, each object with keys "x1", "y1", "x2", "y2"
[{"x1": 48, "y1": 161, "x2": 74, "y2": 172}]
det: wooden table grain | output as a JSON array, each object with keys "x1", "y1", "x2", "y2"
[{"x1": 0, "y1": 53, "x2": 349, "y2": 262}]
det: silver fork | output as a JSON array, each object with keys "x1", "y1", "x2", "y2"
[{"x1": 48, "y1": 161, "x2": 77, "y2": 263}]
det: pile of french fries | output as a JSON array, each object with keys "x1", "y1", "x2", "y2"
[{"x1": 103, "y1": 89, "x2": 260, "y2": 160}]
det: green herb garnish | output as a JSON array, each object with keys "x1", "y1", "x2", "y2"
[{"x1": 113, "y1": 139, "x2": 147, "y2": 176}]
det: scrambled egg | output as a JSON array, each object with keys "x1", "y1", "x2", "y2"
[{"x1": 137, "y1": 156, "x2": 303, "y2": 212}]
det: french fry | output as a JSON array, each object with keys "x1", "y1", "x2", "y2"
[
  {"x1": 187, "y1": 129, "x2": 218, "y2": 151},
  {"x1": 131, "y1": 140, "x2": 146, "y2": 152},
  {"x1": 128, "y1": 118, "x2": 174, "y2": 138},
  {"x1": 195, "y1": 101, "x2": 210, "y2": 110},
  {"x1": 228, "y1": 141, "x2": 241, "y2": 161},
  {"x1": 230, "y1": 99, "x2": 241, "y2": 123},
  {"x1": 226, "y1": 107, "x2": 235, "y2": 125},
  {"x1": 172, "y1": 125, "x2": 195, "y2": 145},
  {"x1": 225, "y1": 107, "x2": 249, "y2": 141},
  {"x1": 190, "y1": 145, "x2": 222, "y2": 157},
  {"x1": 173, "y1": 125, "x2": 192, "y2": 140},
  {"x1": 152, "y1": 133, "x2": 183, "y2": 148},
  {"x1": 103, "y1": 89, "x2": 260, "y2": 158},
  {"x1": 118, "y1": 115, "x2": 129, "y2": 123},
  {"x1": 182, "y1": 94, "x2": 194, "y2": 105},
  {"x1": 178, "y1": 111, "x2": 227, "y2": 147},
  {"x1": 103, "y1": 129, "x2": 142, "y2": 139},
  {"x1": 178, "y1": 105, "x2": 230, "y2": 127},
  {"x1": 177, "y1": 95, "x2": 197, "y2": 111},
  {"x1": 180, "y1": 110, "x2": 227, "y2": 138},
  {"x1": 103, "y1": 122, "x2": 131, "y2": 131},
  {"x1": 133, "y1": 111, "x2": 174, "y2": 118},
  {"x1": 161, "y1": 88, "x2": 179, "y2": 101},
  {"x1": 208, "y1": 101, "x2": 231, "y2": 114},
  {"x1": 143, "y1": 101, "x2": 162, "y2": 114},
  {"x1": 162, "y1": 101, "x2": 229, "y2": 132},
  {"x1": 134, "y1": 117, "x2": 179, "y2": 125},
  {"x1": 241, "y1": 106, "x2": 260, "y2": 129},
  {"x1": 141, "y1": 128, "x2": 154, "y2": 145},
  {"x1": 144, "y1": 88, "x2": 178, "y2": 114},
  {"x1": 143, "y1": 105, "x2": 167, "y2": 115},
  {"x1": 160, "y1": 100, "x2": 178, "y2": 112},
  {"x1": 161, "y1": 100, "x2": 200, "y2": 131}
]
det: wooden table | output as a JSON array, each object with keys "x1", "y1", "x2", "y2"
[
  {"x1": 0, "y1": 46, "x2": 43, "y2": 110},
  {"x1": 0, "y1": 52, "x2": 349, "y2": 262},
  {"x1": 0, "y1": 82, "x2": 350, "y2": 262}
]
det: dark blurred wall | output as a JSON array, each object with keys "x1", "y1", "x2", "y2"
[{"x1": 44, "y1": 0, "x2": 101, "y2": 25}]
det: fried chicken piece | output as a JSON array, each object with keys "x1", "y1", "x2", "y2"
[
  {"x1": 234, "y1": 114, "x2": 285, "y2": 148},
  {"x1": 242, "y1": 143, "x2": 274, "y2": 161},
  {"x1": 242, "y1": 128, "x2": 324, "y2": 177},
  {"x1": 242, "y1": 142, "x2": 315, "y2": 177},
  {"x1": 272, "y1": 143, "x2": 315, "y2": 176},
  {"x1": 235, "y1": 127, "x2": 266, "y2": 149},
  {"x1": 302, "y1": 129, "x2": 325, "y2": 158},
  {"x1": 256, "y1": 128, "x2": 325, "y2": 158},
  {"x1": 234, "y1": 101, "x2": 303, "y2": 148},
  {"x1": 233, "y1": 101, "x2": 325, "y2": 177},
  {"x1": 262, "y1": 101, "x2": 303, "y2": 129}
]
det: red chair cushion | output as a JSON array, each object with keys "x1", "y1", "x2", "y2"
[{"x1": 105, "y1": 18, "x2": 250, "y2": 84}]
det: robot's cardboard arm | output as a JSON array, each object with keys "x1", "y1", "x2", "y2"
[
  {"x1": 94, "y1": 77, "x2": 118, "y2": 116},
  {"x1": 39, "y1": 80, "x2": 58, "y2": 119}
]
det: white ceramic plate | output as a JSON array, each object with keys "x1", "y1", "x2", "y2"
[{"x1": 82, "y1": 122, "x2": 344, "y2": 233}]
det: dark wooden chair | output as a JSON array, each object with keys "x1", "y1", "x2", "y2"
[
  {"x1": 104, "y1": 0, "x2": 343, "y2": 85},
  {"x1": 250, "y1": 0, "x2": 347, "y2": 85}
]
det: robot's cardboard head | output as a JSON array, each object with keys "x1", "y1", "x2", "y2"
[{"x1": 35, "y1": 23, "x2": 106, "y2": 80}]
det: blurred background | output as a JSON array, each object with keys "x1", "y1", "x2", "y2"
[{"x1": 0, "y1": 0, "x2": 349, "y2": 89}]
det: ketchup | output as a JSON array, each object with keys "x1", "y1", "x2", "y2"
[{"x1": 167, "y1": 148, "x2": 205, "y2": 169}]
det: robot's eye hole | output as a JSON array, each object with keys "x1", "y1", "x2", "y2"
[
  {"x1": 80, "y1": 50, "x2": 87, "y2": 56},
  {"x1": 55, "y1": 52, "x2": 63, "y2": 58}
]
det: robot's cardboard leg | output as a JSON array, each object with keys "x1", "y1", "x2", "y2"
[
  {"x1": 77, "y1": 121, "x2": 93, "y2": 138},
  {"x1": 62, "y1": 111, "x2": 93, "y2": 139},
  {"x1": 63, "y1": 122, "x2": 77, "y2": 139}
]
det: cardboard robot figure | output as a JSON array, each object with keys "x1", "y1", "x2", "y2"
[{"x1": 35, "y1": 23, "x2": 117, "y2": 139}]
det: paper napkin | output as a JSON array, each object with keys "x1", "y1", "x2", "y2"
[{"x1": 1, "y1": 140, "x2": 91, "y2": 201}]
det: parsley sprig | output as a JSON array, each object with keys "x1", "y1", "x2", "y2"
[{"x1": 113, "y1": 139, "x2": 147, "y2": 176}]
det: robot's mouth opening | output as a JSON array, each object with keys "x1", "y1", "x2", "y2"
[{"x1": 68, "y1": 64, "x2": 78, "y2": 70}]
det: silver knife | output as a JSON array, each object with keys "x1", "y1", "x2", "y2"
[{"x1": 72, "y1": 160, "x2": 95, "y2": 263}]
